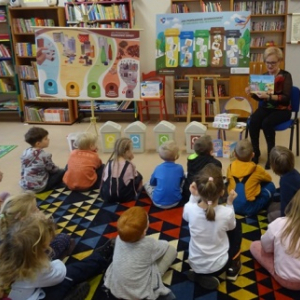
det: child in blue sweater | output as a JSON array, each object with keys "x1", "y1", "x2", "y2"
[{"x1": 144, "y1": 140, "x2": 184, "y2": 209}]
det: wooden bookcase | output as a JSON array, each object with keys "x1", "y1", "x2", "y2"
[
  {"x1": 170, "y1": 0, "x2": 288, "y2": 119},
  {"x1": 64, "y1": 0, "x2": 135, "y2": 121},
  {"x1": 0, "y1": 5, "x2": 21, "y2": 122},
  {"x1": 8, "y1": 6, "x2": 77, "y2": 125}
]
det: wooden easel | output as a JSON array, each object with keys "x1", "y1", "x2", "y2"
[{"x1": 185, "y1": 74, "x2": 220, "y2": 123}]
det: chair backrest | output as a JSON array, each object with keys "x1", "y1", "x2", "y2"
[
  {"x1": 290, "y1": 86, "x2": 300, "y2": 113},
  {"x1": 223, "y1": 97, "x2": 253, "y2": 117},
  {"x1": 142, "y1": 71, "x2": 165, "y2": 95}
]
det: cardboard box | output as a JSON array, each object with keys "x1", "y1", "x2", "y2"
[
  {"x1": 223, "y1": 141, "x2": 237, "y2": 160},
  {"x1": 141, "y1": 81, "x2": 163, "y2": 98},
  {"x1": 213, "y1": 139, "x2": 223, "y2": 157}
]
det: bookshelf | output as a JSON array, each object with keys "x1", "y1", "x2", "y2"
[
  {"x1": 64, "y1": 0, "x2": 136, "y2": 121},
  {"x1": 0, "y1": 5, "x2": 20, "y2": 122},
  {"x1": 9, "y1": 6, "x2": 77, "y2": 124},
  {"x1": 170, "y1": 0, "x2": 288, "y2": 119}
]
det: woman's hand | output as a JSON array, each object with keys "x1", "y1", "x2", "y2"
[
  {"x1": 245, "y1": 86, "x2": 251, "y2": 96},
  {"x1": 255, "y1": 92, "x2": 270, "y2": 100}
]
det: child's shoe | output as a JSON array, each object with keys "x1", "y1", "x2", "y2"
[
  {"x1": 227, "y1": 254, "x2": 242, "y2": 281},
  {"x1": 187, "y1": 270, "x2": 220, "y2": 290},
  {"x1": 63, "y1": 281, "x2": 90, "y2": 300},
  {"x1": 95, "y1": 238, "x2": 116, "y2": 263}
]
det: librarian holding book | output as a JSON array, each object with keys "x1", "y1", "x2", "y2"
[{"x1": 245, "y1": 46, "x2": 293, "y2": 170}]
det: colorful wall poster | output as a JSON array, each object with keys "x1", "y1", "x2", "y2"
[
  {"x1": 35, "y1": 27, "x2": 141, "y2": 100},
  {"x1": 156, "y1": 12, "x2": 250, "y2": 75}
]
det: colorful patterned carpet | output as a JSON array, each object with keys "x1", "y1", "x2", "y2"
[{"x1": 36, "y1": 188, "x2": 299, "y2": 300}]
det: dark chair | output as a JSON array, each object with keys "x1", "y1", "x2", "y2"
[{"x1": 245, "y1": 86, "x2": 300, "y2": 156}]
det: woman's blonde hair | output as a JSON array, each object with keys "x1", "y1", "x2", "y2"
[
  {"x1": 263, "y1": 46, "x2": 283, "y2": 62},
  {"x1": 194, "y1": 163, "x2": 224, "y2": 221},
  {"x1": 0, "y1": 215, "x2": 55, "y2": 294},
  {"x1": 280, "y1": 190, "x2": 300, "y2": 258},
  {"x1": 158, "y1": 140, "x2": 179, "y2": 161},
  {"x1": 0, "y1": 191, "x2": 37, "y2": 240},
  {"x1": 74, "y1": 132, "x2": 98, "y2": 150}
]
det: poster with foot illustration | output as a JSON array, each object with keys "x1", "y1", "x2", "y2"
[{"x1": 35, "y1": 28, "x2": 141, "y2": 100}]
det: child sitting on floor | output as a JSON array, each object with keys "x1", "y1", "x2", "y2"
[
  {"x1": 267, "y1": 145, "x2": 300, "y2": 222},
  {"x1": 250, "y1": 189, "x2": 300, "y2": 290},
  {"x1": 182, "y1": 135, "x2": 222, "y2": 202},
  {"x1": 20, "y1": 127, "x2": 65, "y2": 193},
  {"x1": 0, "y1": 191, "x2": 74, "y2": 261},
  {"x1": 144, "y1": 140, "x2": 184, "y2": 209},
  {"x1": 227, "y1": 139, "x2": 275, "y2": 216},
  {"x1": 63, "y1": 132, "x2": 104, "y2": 191},
  {"x1": 100, "y1": 137, "x2": 143, "y2": 203},
  {"x1": 104, "y1": 206, "x2": 177, "y2": 300},
  {"x1": 183, "y1": 163, "x2": 242, "y2": 290}
]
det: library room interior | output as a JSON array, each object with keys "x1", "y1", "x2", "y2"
[{"x1": 1, "y1": 0, "x2": 300, "y2": 299}]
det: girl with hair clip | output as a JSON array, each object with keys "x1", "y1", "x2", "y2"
[
  {"x1": 0, "y1": 191, "x2": 75, "y2": 260},
  {"x1": 183, "y1": 163, "x2": 242, "y2": 290},
  {"x1": 250, "y1": 189, "x2": 300, "y2": 290},
  {"x1": 0, "y1": 214, "x2": 115, "y2": 300},
  {"x1": 99, "y1": 137, "x2": 143, "y2": 203}
]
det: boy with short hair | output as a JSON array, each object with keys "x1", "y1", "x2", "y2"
[
  {"x1": 144, "y1": 140, "x2": 184, "y2": 208},
  {"x1": 182, "y1": 135, "x2": 222, "y2": 201},
  {"x1": 268, "y1": 145, "x2": 300, "y2": 222},
  {"x1": 104, "y1": 206, "x2": 177, "y2": 300},
  {"x1": 227, "y1": 139, "x2": 275, "y2": 216},
  {"x1": 19, "y1": 127, "x2": 65, "y2": 193}
]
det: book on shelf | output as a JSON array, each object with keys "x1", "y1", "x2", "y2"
[
  {"x1": 0, "y1": 44, "x2": 11, "y2": 58},
  {"x1": 25, "y1": 106, "x2": 70, "y2": 122},
  {"x1": 249, "y1": 74, "x2": 275, "y2": 94},
  {"x1": 0, "y1": 60, "x2": 14, "y2": 76},
  {"x1": 234, "y1": 1, "x2": 285, "y2": 14},
  {"x1": 0, "y1": 99, "x2": 18, "y2": 111},
  {"x1": 0, "y1": 78, "x2": 15, "y2": 92},
  {"x1": 175, "y1": 101, "x2": 198, "y2": 115}
]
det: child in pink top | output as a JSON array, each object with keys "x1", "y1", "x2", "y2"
[
  {"x1": 250, "y1": 189, "x2": 300, "y2": 290},
  {"x1": 63, "y1": 132, "x2": 104, "y2": 191}
]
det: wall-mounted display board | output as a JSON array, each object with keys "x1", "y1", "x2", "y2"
[
  {"x1": 35, "y1": 27, "x2": 141, "y2": 100},
  {"x1": 290, "y1": 13, "x2": 300, "y2": 43},
  {"x1": 156, "y1": 11, "x2": 250, "y2": 75}
]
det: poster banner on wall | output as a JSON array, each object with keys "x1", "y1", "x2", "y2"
[
  {"x1": 35, "y1": 27, "x2": 141, "y2": 100},
  {"x1": 156, "y1": 12, "x2": 250, "y2": 75}
]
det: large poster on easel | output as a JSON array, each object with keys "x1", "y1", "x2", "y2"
[
  {"x1": 156, "y1": 12, "x2": 250, "y2": 75},
  {"x1": 35, "y1": 27, "x2": 140, "y2": 100}
]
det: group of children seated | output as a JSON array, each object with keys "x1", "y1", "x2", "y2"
[{"x1": 1, "y1": 126, "x2": 300, "y2": 300}]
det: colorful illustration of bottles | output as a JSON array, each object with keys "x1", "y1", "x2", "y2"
[
  {"x1": 194, "y1": 30, "x2": 210, "y2": 67},
  {"x1": 164, "y1": 28, "x2": 180, "y2": 67},
  {"x1": 225, "y1": 30, "x2": 241, "y2": 67},
  {"x1": 179, "y1": 31, "x2": 194, "y2": 67},
  {"x1": 209, "y1": 27, "x2": 225, "y2": 67}
]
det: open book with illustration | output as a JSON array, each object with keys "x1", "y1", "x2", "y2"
[{"x1": 249, "y1": 75, "x2": 275, "y2": 94}]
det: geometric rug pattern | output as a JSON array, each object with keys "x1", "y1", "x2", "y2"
[
  {"x1": 0, "y1": 145, "x2": 17, "y2": 159},
  {"x1": 36, "y1": 188, "x2": 299, "y2": 300}
]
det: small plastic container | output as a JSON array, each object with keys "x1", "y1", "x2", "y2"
[
  {"x1": 124, "y1": 121, "x2": 147, "y2": 153},
  {"x1": 67, "y1": 132, "x2": 81, "y2": 152},
  {"x1": 99, "y1": 121, "x2": 122, "y2": 153},
  {"x1": 153, "y1": 121, "x2": 176, "y2": 152},
  {"x1": 184, "y1": 121, "x2": 207, "y2": 153}
]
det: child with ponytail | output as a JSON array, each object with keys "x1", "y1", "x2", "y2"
[{"x1": 183, "y1": 163, "x2": 242, "y2": 290}]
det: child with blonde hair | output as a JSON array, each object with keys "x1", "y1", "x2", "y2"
[
  {"x1": 0, "y1": 214, "x2": 115, "y2": 300},
  {"x1": 63, "y1": 132, "x2": 104, "y2": 191},
  {"x1": 250, "y1": 189, "x2": 300, "y2": 290},
  {"x1": 227, "y1": 139, "x2": 275, "y2": 216},
  {"x1": 183, "y1": 163, "x2": 242, "y2": 290},
  {"x1": 104, "y1": 206, "x2": 177, "y2": 299},
  {"x1": 20, "y1": 127, "x2": 65, "y2": 192},
  {"x1": 100, "y1": 137, "x2": 143, "y2": 203},
  {"x1": 0, "y1": 191, "x2": 74, "y2": 260},
  {"x1": 144, "y1": 140, "x2": 184, "y2": 208}
]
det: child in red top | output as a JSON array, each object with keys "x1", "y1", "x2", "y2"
[{"x1": 63, "y1": 132, "x2": 104, "y2": 191}]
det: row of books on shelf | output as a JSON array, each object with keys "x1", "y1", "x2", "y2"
[
  {"x1": 20, "y1": 81, "x2": 39, "y2": 100},
  {"x1": 0, "y1": 44, "x2": 11, "y2": 58},
  {"x1": 0, "y1": 99, "x2": 18, "y2": 111},
  {"x1": 251, "y1": 21, "x2": 284, "y2": 31},
  {"x1": 15, "y1": 43, "x2": 37, "y2": 57},
  {"x1": 202, "y1": 2, "x2": 222, "y2": 12},
  {"x1": 0, "y1": 9, "x2": 6, "y2": 23},
  {"x1": 25, "y1": 106, "x2": 71, "y2": 122},
  {"x1": 175, "y1": 101, "x2": 198, "y2": 116},
  {"x1": 12, "y1": 18, "x2": 55, "y2": 34},
  {"x1": 70, "y1": 21, "x2": 130, "y2": 28},
  {"x1": 233, "y1": 1, "x2": 285, "y2": 14},
  {"x1": 78, "y1": 100, "x2": 133, "y2": 111},
  {"x1": 171, "y1": 4, "x2": 189, "y2": 13},
  {"x1": 250, "y1": 37, "x2": 266, "y2": 47},
  {"x1": 0, "y1": 78, "x2": 15, "y2": 92},
  {"x1": 250, "y1": 53, "x2": 264, "y2": 62},
  {"x1": 66, "y1": 3, "x2": 128, "y2": 22},
  {"x1": 19, "y1": 62, "x2": 38, "y2": 80},
  {"x1": 0, "y1": 60, "x2": 14, "y2": 76}
]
